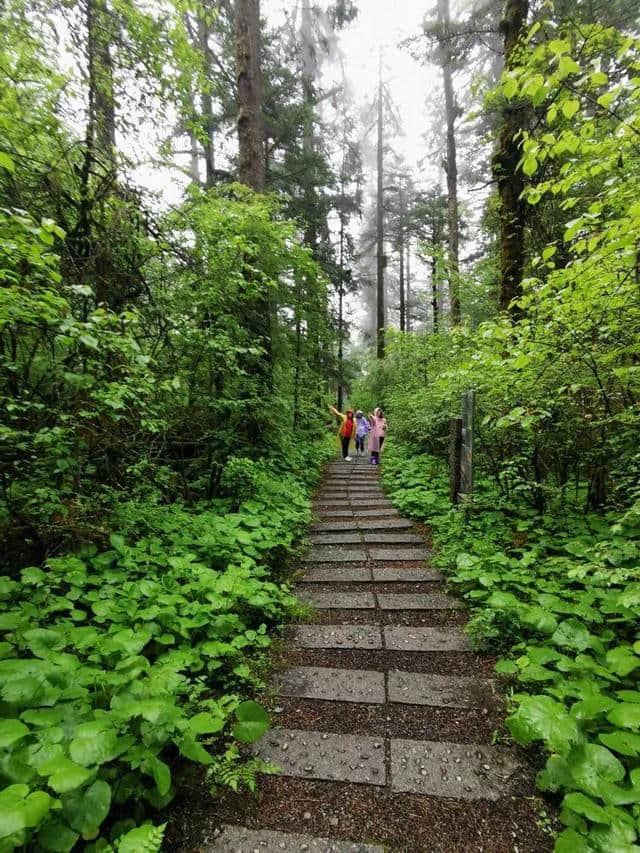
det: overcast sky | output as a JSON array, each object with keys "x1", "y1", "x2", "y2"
[{"x1": 265, "y1": 0, "x2": 442, "y2": 174}]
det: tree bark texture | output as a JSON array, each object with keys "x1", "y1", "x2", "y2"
[
  {"x1": 235, "y1": 0, "x2": 265, "y2": 190},
  {"x1": 86, "y1": 0, "x2": 116, "y2": 164},
  {"x1": 405, "y1": 237, "x2": 411, "y2": 333},
  {"x1": 398, "y1": 187, "x2": 405, "y2": 332},
  {"x1": 376, "y1": 63, "x2": 385, "y2": 359},
  {"x1": 437, "y1": 0, "x2": 460, "y2": 325},
  {"x1": 493, "y1": 0, "x2": 529, "y2": 315},
  {"x1": 199, "y1": 4, "x2": 217, "y2": 189}
]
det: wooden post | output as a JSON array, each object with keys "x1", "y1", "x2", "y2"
[
  {"x1": 460, "y1": 390, "x2": 475, "y2": 498},
  {"x1": 449, "y1": 417, "x2": 462, "y2": 504}
]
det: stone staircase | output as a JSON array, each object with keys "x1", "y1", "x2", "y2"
[{"x1": 207, "y1": 457, "x2": 546, "y2": 852}]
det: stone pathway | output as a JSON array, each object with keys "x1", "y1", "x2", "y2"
[{"x1": 206, "y1": 457, "x2": 548, "y2": 852}]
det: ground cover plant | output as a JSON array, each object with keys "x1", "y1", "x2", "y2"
[
  {"x1": 0, "y1": 448, "x2": 337, "y2": 851},
  {"x1": 382, "y1": 444, "x2": 640, "y2": 852}
]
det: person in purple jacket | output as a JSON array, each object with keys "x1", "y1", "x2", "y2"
[{"x1": 354, "y1": 410, "x2": 370, "y2": 456}]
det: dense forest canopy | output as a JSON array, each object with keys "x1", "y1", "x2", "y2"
[{"x1": 1, "y1": 0, "x2": 640, "y2": 849}]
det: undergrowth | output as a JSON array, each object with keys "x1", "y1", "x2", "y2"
[
  {"x1": 382, "y1": 442, "x2": 640, "y2": 853},
  {"x1": 0, "y1": 439, "x2": 334, "y2": 851}
]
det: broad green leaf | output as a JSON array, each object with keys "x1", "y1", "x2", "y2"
[
  {"x1": 558, "y1": 55, "x2": 581, "y2": 77},
  {"x1": 178, "y1": 735, "x2": 214, "y2": 765},
  {"x1": 588, "y1": 821, "x2": 639, "y2": 852},
  {"x1": 37, "y1": 819, "x2": 79, "y2": 852},
  {"x1": 552, "y1": 620, "x2": 593, "y2": 652},
  {"x1": 571, "y1": 695, "x2": 616, "y2": 722},
  {"x1": 555, "y1": 827, "x2": 589, "y2": 853},
  {"x1": 606, "y1": 647, "x2": 640, "y2": 677},
  {"x1": 537, "y1": 754, "x2": 572, "y2": 792},
  {"x1": 63, "y1": 779, "x2": 111, "y2": 839},
  {"x1": 187, "y1": 712, "x2": 226, "y2": 735},
  {"x1": 2, "y1": 676, "x2": 45, "y2": 707},
  {"x1": 0, "y1": 719, "x2": 29, "y2": 748},
  {"x1": 562, "y1": 792, "x2": 611, "y2": 824},
  {"x1": 507, "y1": 695, "x2": 581, "y2": 754},
  {"x1": 567, "y1": 743, "x2": 625, "y2": 799},
  {"x1": 561, "y1": 99, "x2": 580, "y2": 119},
  {"x1": 0, "y1": 152, "x2": 15, "y2": 173},
  {"x1": 143, "y1": 757, "x2": 171, "y2": 796},
  {"x1": 599, "y1": 731, "x2": 640, "y2": 758},
  {"x1": 502, "y1": 77, "x2": 518, "y2": 99},
  {"x1": 69, "y1": 725, "x2": 120, "y2": 767},
  {"x1": 38, "y1": 756, "x2": 94, "y2": 793},
  {"x1": 608, "y1": 704, "x2": 640, "y2": 731},
  {"x1": 232, "y1": 700, "x2": 270, "y2": 744}
]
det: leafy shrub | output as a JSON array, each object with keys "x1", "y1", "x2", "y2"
[
  {"x1": 382, "y1": 444, "x2": 640, "y2": 853},
  {"x1": 0, "y1": 450, "x2": 326, "y2": 851}
]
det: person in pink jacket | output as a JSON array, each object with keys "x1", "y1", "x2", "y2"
[{"x1": 368, "y1": 407, "x2": 388, "y2": 466}]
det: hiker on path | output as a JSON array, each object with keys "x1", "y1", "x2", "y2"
[
  {"x1": 354, "y1": 410, "x2": 370, "y2": 457},
  {"x1": 328, "y1": 404, "x2": 355, "y2": 461},
  {"x1": 368, "y1": 407, "x2": 388, "y2": 466}
]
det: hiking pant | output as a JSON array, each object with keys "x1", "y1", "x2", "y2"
[
  {"x1": 341, "y1": 435, "x2": 351, "y2": 458},
  {"x1": 355, "y1": 436, "x2": 365, "y2": 452}
]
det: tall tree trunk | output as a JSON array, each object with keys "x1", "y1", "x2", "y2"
[
  {"x1": 493, "y1": 0, "x2": 529, "y2": 315},
  {"x1": 398, "y1": 186, "x2": 405, "y2": 333},
  {"x1": 376, "y1": 58, "x2": 385, "y2": 359},
  {"x1": 199, "y1": 3, "x2": 216, "y2": 189},
  {"x1": 301, "y1": 0, "x2": 317, "y2": 250},
  {"x1": 437, "y1": 0, "x2": 460, "y2": 324},
  {"x1": 292, "y1": 284, "x2": 303, "y2": 427},
  {"x1": 80, "y1": 0, "x2": 116, "y2": 307},
  {"x1": 431, "y1": 210, "x2": 439, "y2": 332},
  {"x1": 235, "y1": 0, "x2": 264, "y2": 190},
  {"x1": 87, "y1": 0, "x2": 116, "y2": 165},
  {"x1": 337, "y1": 211, "x2": 345, "y2": 410},
  {"x1": 186, "y1": 88, "x2": 201, "y2": 185},
  {"x1": 405, "y1": 236, "x2": 411, "y2": 332},
  {"x1": 234, "y1": 0, "x2": 271, "y2": 447}
]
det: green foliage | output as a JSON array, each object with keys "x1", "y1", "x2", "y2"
[
  {"x1": 0, "y1": 462, "x2": 324, "y2": 849},
  {"x1": 382, "y1": 445, "x2": 640, "y2": 852}
]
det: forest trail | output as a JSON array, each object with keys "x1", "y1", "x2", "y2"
[{"x1": 206, "y1": 457, "x2": 550, "y2": 852}]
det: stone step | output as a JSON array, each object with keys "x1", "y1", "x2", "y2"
[
  {"x1": 311, "y1": 521, "x2": 359, "y2": 532},
  {"x1": 273, "y1": 666, "x2": 493, "y2": 709},
  {"x1": 298, "y1": 566, "x2": 372, "y2": 583},
  {"x1": 298, "y1": 591, "x2": 376, "y2": 609},
  {"x1": 299, "y1": 566, "x2": 442, "y2": 583},
  {"x1": 384, "y1": 626, "x2": 471, "y2": 651},
  {"x1": 317, "y1": 495, "x2": 387, "y2": 503},
  {"x1": 365, "y1": 547, "x2": 430, "y2": 562},
  {"x1": 377, "y1": 593, "x2": 463, "y2": 611},
  {"x1": 387, "y1": 672, "x2": 495, "y2": 709},
  {"x1": 254, "y1": 729, "x2": 386, "y2": 786},
  {"x1": 311, "y1": 520, "x2": 413, "y2": 533},
  {"x1": 254, "y1": 730, "x2": 522, "y2": 800},
  {"x1": 354, "y1": 509, "x2": 399, "y2": 518},
  {"x1": 305, "y1": 547, "x2": 367, "y2": 563},
  {"x1": 273, "y1": 666, "x2": 385, "y2": 704},
  {"x1": 362, "y1": 533, "x2": 423, "y2": 545},
  {"x1": 310, "y1": 533, "x2": 363, "y2": 545},
  {"x1": 314, "y1": 510, "x2": 355, "y2": 519},
  {"x1": 209, "y1": 826, "x2": 384, "y2": 852},
  {"x1": 356, "y1": 519, "x2": 412, "y2": 531},
  {"x1": 291, "y1": 624, "x2": 383, "y2": 650},
  {"x1": 389, "y1": 739, "x2": 521, "y2": 800},
  {"x1": 372, "y1": 567, "x2": 442, "y2": 582}
]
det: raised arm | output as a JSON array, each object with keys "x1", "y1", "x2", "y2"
[{"x1": 328, "y1": 404, "x2": 344, "y2": 419}]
